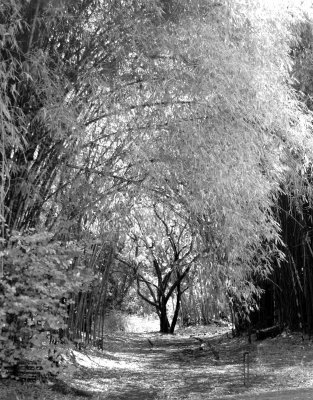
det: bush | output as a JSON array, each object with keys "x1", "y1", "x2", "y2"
[{"x1": 0, "y1": 231, "x2": 92, "y2": 377}]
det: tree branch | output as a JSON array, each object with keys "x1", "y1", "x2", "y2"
[
  {"x1": 136, "y1": 274, "x2": 158, "y2": 308},
  {"x1": 165, "y1": 264, "x2": 193, "y2": 302}
]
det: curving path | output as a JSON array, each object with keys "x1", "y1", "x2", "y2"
[
  {"x1": 2, "y1": 326, "x2": 313, "y2": 399},
  {"x1": 67, "y1": 326, "x2": 313, "y2": 399}
]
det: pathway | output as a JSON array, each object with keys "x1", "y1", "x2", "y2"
[
  {"x1": 2, "y1": 325, "x2": 313, "y2": 399},
  {"x1": 67, "y1": 326, "x2": 313, "y2": 399}
]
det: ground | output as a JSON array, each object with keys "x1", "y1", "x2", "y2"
[{"x1": 2, "y1": 319, "x2": 313, "y2": 400}]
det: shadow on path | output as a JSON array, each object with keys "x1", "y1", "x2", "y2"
[{"x1": 71, "y1": 327, "x2": 313, "y2": 399}]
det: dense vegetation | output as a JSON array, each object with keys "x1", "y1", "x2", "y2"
[{"x1": 1, "y1": 0, "x2": 313, "y2": 378}]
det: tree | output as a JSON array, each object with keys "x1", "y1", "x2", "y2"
[{"x1": 119, "y1": 200, "x2": 201, "y2": 333}]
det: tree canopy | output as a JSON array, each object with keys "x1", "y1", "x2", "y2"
[{"x1": 1, "y1": 0, "x2": 313, "y2": 373}]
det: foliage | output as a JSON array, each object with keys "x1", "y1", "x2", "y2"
[
  {"x1": 179, "y1": 264, "x2": 230, "y2": 326},
  {"x1": 0, "y1": 0, "x2": 165, "y2": 362},
  {"x1": 121, "y1": 0, "x2": 311, "y2": 326},
  {"x1": 0, "y1": 231, "x2": 92, "y2": 376},
  {"x1": 247, "y1": 8, "x2": 313, "y2": 333},
  {"x1": 1, "y1": 0, "x2": 313, "y2": 362}
]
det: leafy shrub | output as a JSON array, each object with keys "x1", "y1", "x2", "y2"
[{"x1": 0, "y1": 231, "x2": 92, "y2": 378}]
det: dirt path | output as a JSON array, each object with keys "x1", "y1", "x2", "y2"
[
  {"x1": 67, "y1": 326, "x2": 313, "y2": 399},
  {"x1": 67, "y1": 326, "x2": 248, "y2": 399},
  {"x1": 2, "y1": 325, "x2": 313, "y2": 399}
]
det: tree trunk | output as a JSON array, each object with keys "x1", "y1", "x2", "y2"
[
  {"x1": 170, "y1": 284, "x2": 182, "y2": 333},
  {"x1": 159, "y1": 302, "x2": 170, "y2": 333}
]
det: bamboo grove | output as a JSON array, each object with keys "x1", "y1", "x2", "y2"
[{"x1": 1, "y1": 0, "x2": 313, "y2": 372}]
